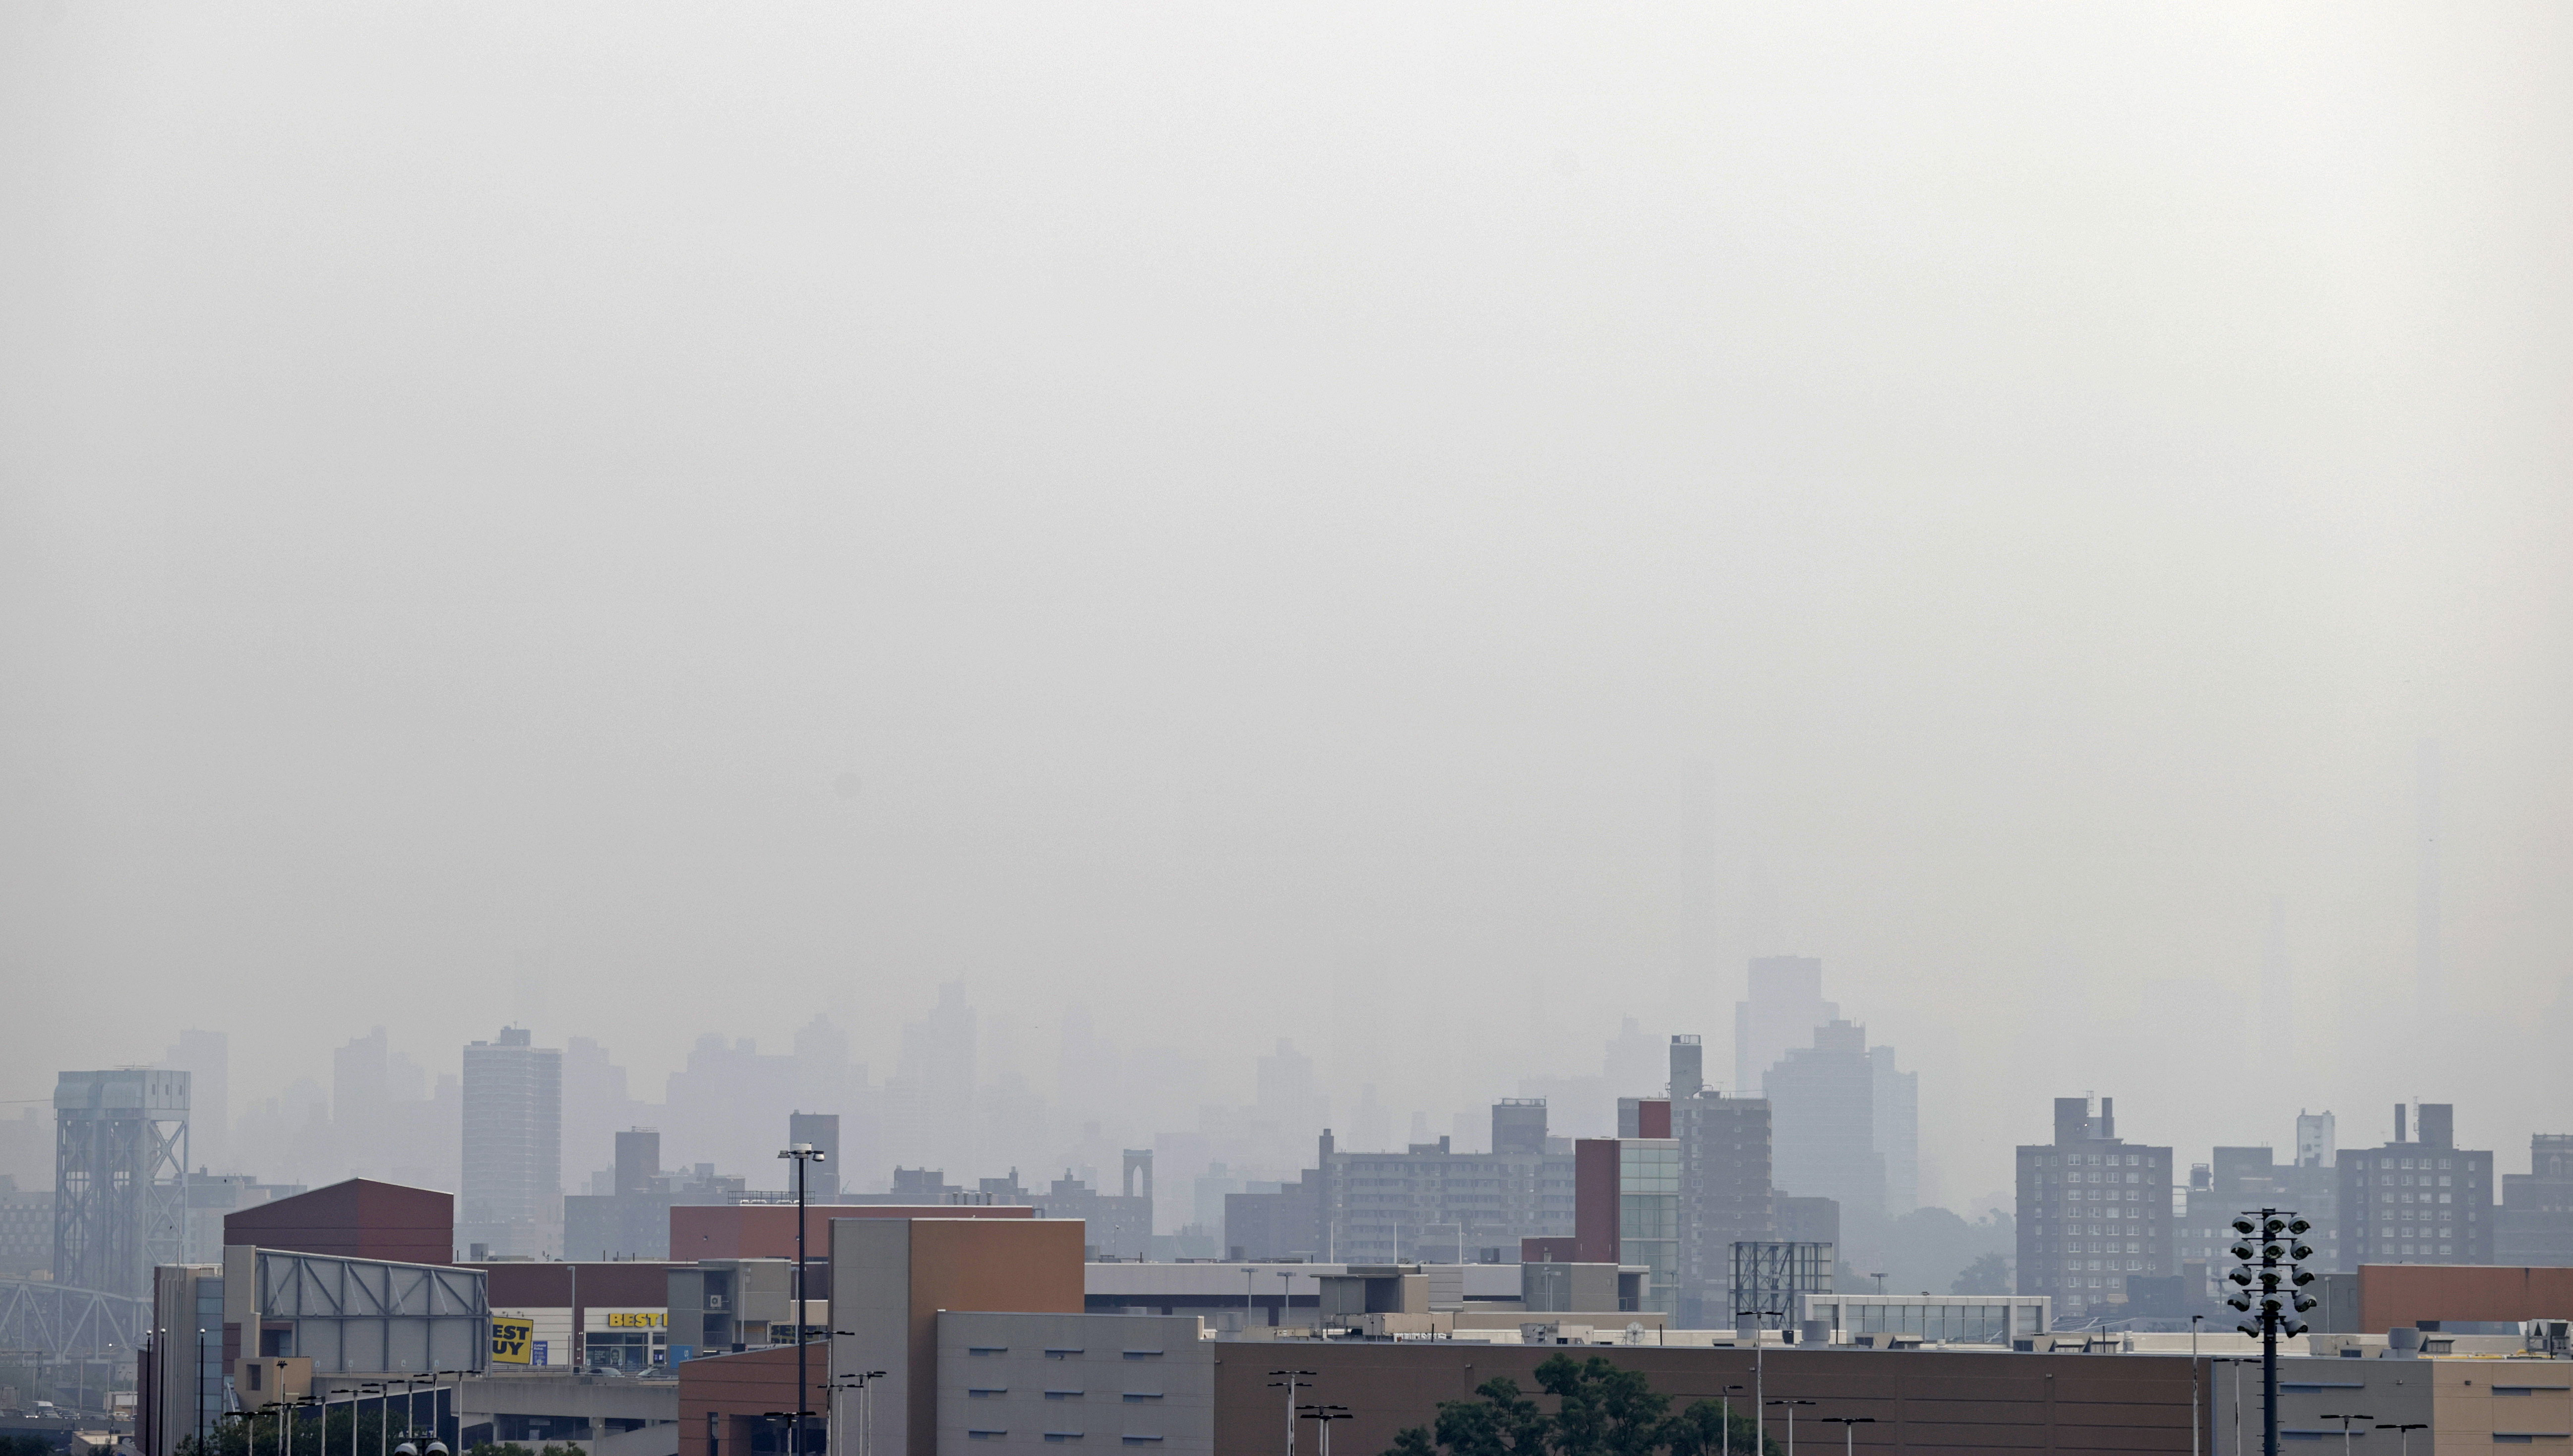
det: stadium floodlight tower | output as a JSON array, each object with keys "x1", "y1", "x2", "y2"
[{"x1": 2223, "y1": 1207, "x2": 2318, "y2": 1456}]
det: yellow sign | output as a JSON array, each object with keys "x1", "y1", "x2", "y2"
[
  {"x1": 605, "y1": 1312, "x2": 667, "y2": 1329},
  {"x1": 490, "y1": 1318, "x2": 535, "y2": 1364}
]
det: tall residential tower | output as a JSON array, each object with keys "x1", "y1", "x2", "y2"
[{"x1": 460, "y1": 1027, "x2": 561, "y2": 1258}]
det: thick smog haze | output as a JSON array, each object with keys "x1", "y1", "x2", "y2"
[{"x1": 3, "y1": 2, "x2": 2570, "y2": 1219}]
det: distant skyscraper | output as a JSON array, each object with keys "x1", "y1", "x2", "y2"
[
  {"x1": 1491, "y1": 1099, "x2": 1549, "y2": 1156},
  {"x1": 334, "y1": 1026, "x2": 392, "y2": 1154},
  {"x1": 1766, "y1": 1020, "x2": 1885, "y2": 1226},
  {"x1": 2297, "y1": 1110, "x2": 2337, "y2": 1169},
  {"x1": 789, "y1": 1111, "x2": 841, "y2": 1200},
  {"x1": 158, "y1": 1031, "x2": 228, "y2": 1170},
  {"x1": 1603, "y1": 1017, "x2": 1660, "y2": 1094},
  {"x1": 614, "y1": 1128, "x2": 660, "y2": 1196},
  {"x1": 461, "y1": 1027, "x2": 561, "y2": 1258},
  {"x1": 54, "y1": 1069, "x2": 189, "y2": 1299},
  {"x1": 2418, "y1": 739, "x2": 2443, "y2": 1026},
  {"x1": 1735, "y1": 955, "x2": 1835, "y2": 1094},
  {"x1": 2262, "y1": 898, "x2": 2293, "y2": 1070},
  {"x1": 889, "y1": 983, "x2": 979, "y2": 1171},
  {"x1": 1869, "y1": 1044, "x2": 1918, "y2": 1217}
]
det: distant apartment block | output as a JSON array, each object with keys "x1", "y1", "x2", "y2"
[
  {"x1": 1225, "y1": 1103, "x2": 1576, "y2": 1265},
  {"x1": 2016, "y1": 1095, "x2": 2175, "y2": 1320},
  {"x1": 2501, "y1": 1134, "x2": 2573, "y2": 1266},
  {"x1": 2338, "y1": 1102, "x2": 2494, "y2": 1266}
]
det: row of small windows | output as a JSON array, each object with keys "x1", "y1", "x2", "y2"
[
  {"x1": 2035, "y1": 1153, "x2": 2160, "y2": 1167},
  {"x1": 968, "y1": 1392, "x2": 1164, "y2": 1402},
  {"x1": 967, "y1": 1434, "x2": 1163, "y2": 1444}
]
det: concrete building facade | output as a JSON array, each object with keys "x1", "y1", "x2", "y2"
[
  {"x1": 2337, "y1": 1102, "x2": 2495, "y2": 1267},
  {"x1": 826, "y1": 1216, "x2": 1088, "y2": 1456},
  {"x1": 1666, "y1": 1045, "x2": 1774, "y2": 1329},
  {"x1": 935, "y1": 1311, "x2": 1210, "y2": 1456},
  {"x1": 2501, "y1": 1134, "x2": 2573, "y2": 1266},
  {"x1": 2016, "y1": 1096, "x2": 2176, "y2": 1320}
]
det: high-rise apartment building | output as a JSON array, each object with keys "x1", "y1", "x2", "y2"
[
  {"x1": 788, "y1": 1111, "x2": 842, "y2": 1199},
  {"x1": 1666, "y1": 1038, "x2": 1775, "y2": 1328},
  {"x1": 2016, "y1": 1096, "x2": 2175, "y2": 1320},
  {"x1": 2338, "y1": 1102, "x2": 2494, "y2": 1266},
  {"x1": 2298, "y1": 1111, "x2": 2337, "y2": 1170},
  {"x1": 54, "y1": 1069, "x2": 189, "y2": 1299},
  {"x1": 461, "y1": 1027, "x2": 561, "y2": 1258}
]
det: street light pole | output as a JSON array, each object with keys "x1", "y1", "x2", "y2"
[
  {"x1": 2191, "y1": 1316, "x2": 2204, "y2": 1456},
  {"x1": 2376, "y1": 1423, "x2": 2427, "y2": 1456},
  {"x1": 1268, "y1": 1371, "x2": 1316, "y2": 1456},
  {"x1": 2318, "y1": 1414, "x2": 2373, "y2": 1456},
  {"x1": 1766, "y1": 1399, "x2": 1814, "y2": 1456},
  {"x1": 779, "y1": 1144, "x2": 827, "y2": 1456},
  {"x1": 1297, "y1": 1404, "x2": 1351, "y2": 1456},
  {"x1": 435, "y1": 1369, "x2": 477, "y2": 1454},
  {"x1": 1737, "y1": 1308, "x2": 1781, "y2": 1456},
  {"x1": 828, "y1": 1369, "x2": 885, "y2": 1456},
  {"x1": 1718, "y1": 1384, "x2": 1744, "y2": 1456},
  {"x1": 1822, "y1": 1416, "x2": 1874, "y2": 1456}
]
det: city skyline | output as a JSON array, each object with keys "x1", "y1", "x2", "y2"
[{"x1": 4, "y1": 965, "x2": 2558, "y2": 1260}]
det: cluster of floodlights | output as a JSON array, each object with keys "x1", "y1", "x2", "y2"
[{"x1": 2224, "y1": 1212, "x2": 2320, "y2": 1339}]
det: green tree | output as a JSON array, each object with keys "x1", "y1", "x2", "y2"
[
  {"x1": 1385, "y1": 1353, "x2": 1777, "y2": 1456},
  {"x1": 1951, "y1": 1251, "x2": 2012, "y2": 1295}
]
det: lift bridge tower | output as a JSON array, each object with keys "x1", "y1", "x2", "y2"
[{"x1": 54, "y1": 1069, "x2": 189, "y2": 1299}]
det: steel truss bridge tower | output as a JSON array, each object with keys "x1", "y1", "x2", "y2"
[{"x1": 54, "y1": 1070, "x2": 189, "y2": 1301}]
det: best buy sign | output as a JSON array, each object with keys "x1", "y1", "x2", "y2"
[{"x1": 490, "y1": 1318, "x2": 535, "y2": 1364}]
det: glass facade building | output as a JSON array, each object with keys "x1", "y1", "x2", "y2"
[{"x1": 1618, "y1": 1139, "x2": 1679, "y2": 1317}]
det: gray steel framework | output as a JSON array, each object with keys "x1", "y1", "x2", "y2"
[
  {"x1": 55, "y1": 1071, "x2": 189, "y2": 1301},
  {"x1": 1728, "y1": 1239, "x2": 1835, "y2": 1326},
  {"x1": 0, "y1": 1275, "x2": 149, "y2": 1356},
  {"x1": 256, "y1": 1250, "x2": 489, "y2": 1374}
]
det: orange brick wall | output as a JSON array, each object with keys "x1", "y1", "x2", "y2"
[{"x1": 2359, "y1": 1264, "x2": 2573, "y2": 1331}]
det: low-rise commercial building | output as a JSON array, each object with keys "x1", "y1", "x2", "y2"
[
  {"x1": 1792, "y1": 1292, "x2": 2049, "y2": 1346},
  {"x1": 827, "y1": 1216, "x2": 1088, "y2": 1456},
  {"x1": 459, "y1": 1370, "x2": 680, "y2": 1456},
  {"x1": 935, "y1": 1312, "x2": 1209, "y2": 1456}
]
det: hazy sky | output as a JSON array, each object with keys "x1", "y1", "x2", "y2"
[{"x1": 4, "y1": 2, "x2": 2569, "y2": 1205}]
